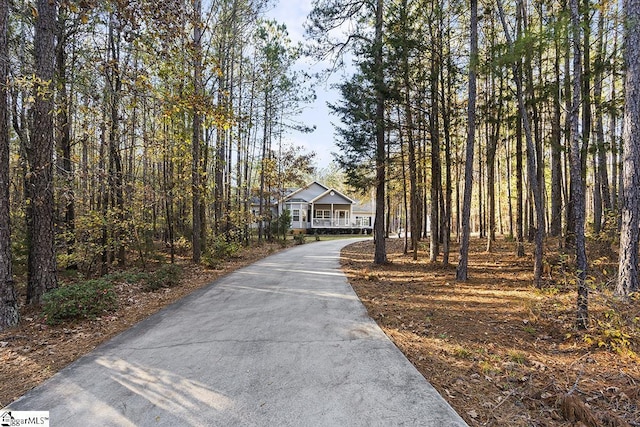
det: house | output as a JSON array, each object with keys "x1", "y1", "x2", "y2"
[{"x1": 279, "y1": 181, "x2": 374, "y2": 234}]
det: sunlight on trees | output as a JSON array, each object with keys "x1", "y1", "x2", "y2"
[{"x1": 0, "y1": 0, "x2": 638, "y2": 332}]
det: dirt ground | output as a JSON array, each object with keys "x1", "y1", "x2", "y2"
[
  {"x1": 342, "y1": 237, "x2": 640, "y2": 427},
  {"x1": 0, "y1": 241, "x2": 288, "y2": 407}
]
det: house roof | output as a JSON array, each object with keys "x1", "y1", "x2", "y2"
[
  {"x1": 352, "y1": 201, "x2": 375, "y2": 214},
  {"x1": 281, "y1": 181, "x2": 359, "y2": 206},
  {"x1": 310, "y1": 188, "x2": 355, "y2": 204},
  {"x1": 282, "y1": 181, "x2": 329, "y2": 203}
]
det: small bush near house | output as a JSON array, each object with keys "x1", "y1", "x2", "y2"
[
  {"x1": 43, "y1": 280, "x2": 118, "y2": 325},
  {"x1": 293, "y1": 233, "x2": 306, "y2": 245}
]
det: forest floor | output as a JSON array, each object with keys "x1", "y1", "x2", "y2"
[
  {"x1": 342, "y1": 237, "x2": 640, "y2": 427},
  {"x1": 0, "y1": 240, "x2": 291, "y2": 407}
]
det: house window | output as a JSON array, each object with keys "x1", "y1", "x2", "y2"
[
  {"x1": 356, "y1": 216, "x2": 371, "y2": 226},
  {"x1": 292, "y1": 209, "x2": 300, "y2": 222},
  {"x1": 315, "y1": 210, "x2": 330, "y2": 219}
]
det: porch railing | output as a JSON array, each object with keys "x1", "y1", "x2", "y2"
[{"x1": 312, "y1": 218, "x2": 371, "y2": 228}]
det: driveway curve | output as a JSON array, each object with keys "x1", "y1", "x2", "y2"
[{"x1": 9, "y1": 238, "x2": 467, "y2": 426}]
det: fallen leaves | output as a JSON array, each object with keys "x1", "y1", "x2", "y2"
[{"x1": 343, "y1": 238, "x2": 640, "y2": 427}]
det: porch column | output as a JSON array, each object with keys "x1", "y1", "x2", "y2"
[{"x1": 331, "y1": 203, "x2": 334, "y2": 227}]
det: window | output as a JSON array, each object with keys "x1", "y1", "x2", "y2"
[
  {"x1": 292, "y1": 209, "x2": 300, "y2": 222},
  {"x1": 356, "y1": 216, "x2": 371, "y2": 226},
  {"x1": 315, "y1": 210, "x2": 330, "y2": 219}
]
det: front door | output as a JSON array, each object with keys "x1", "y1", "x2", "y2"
[{"x1": 337, "y1": 210, "x2": 349, "y2": 226}]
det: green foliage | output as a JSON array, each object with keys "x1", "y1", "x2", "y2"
[
  {"x1": 583, "y1": 308, "x2": 637, "y2": 356},
  {"x1": 328, "y1": 71, "x2": 377, "y2": 191},
  {"x1": 172, "y1": 236, "x2": 192, "y2": 256},
  {"x1": 208, "y1": 235, "x2": 240, "y2": 259},
  {"x1": 507, "y1": 350, "x2": 527, "y2": 365},
  {"x1": 43, "y1": 280, "x2": 118, "y2": 325},
  {"x1": 70, "y1": 211, "x2": 113, "y2": 274},
  {"x1": 453, "y1": 346, "x2": 473, "y2": 359},
  {"x1": 272, "y1": 210, "x2": 292, "y2": 241},
  {"x1": 293, "y1": 233, "x2": 306, "y2": 245},
  {"x1": 143, "y1": 264, "x2": 182, "y2": 292}
]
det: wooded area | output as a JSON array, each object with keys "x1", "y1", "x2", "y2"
[
  {"x1": 311, "y1": 0, "x2": 640, "y2": 329},
  {"x1": 0, "y1": 0, "x2": 318, "y2": 329},
  {"x1": 0, "y1": 0, "x2": 639, "y2": 333}
]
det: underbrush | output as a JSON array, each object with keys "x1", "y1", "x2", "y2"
[
  {"x1": 43, "y1": 264, "x2": 184, "y2": 323},
  {"x1": 43, "y1": 279, "x2": 118, "y2": 324},
  {"x1": 537, "y1": 236, "x2": 639, "y2": 357}
]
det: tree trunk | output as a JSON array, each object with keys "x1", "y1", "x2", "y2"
[
  {"x1": 55, "y1": 12, "x2": 75, "y2": 260},
  {"x1": 610, "y1": 18, "x2": 619, "y2": 211},
  {"x1": 192, "y1": 0, "x2": 203, "y2": 262},
  {"x1": 515, "y1": 4, "x2": 525, "y2": 257},
  {"x1": 569, "y1": 0, "x2": 589, "y2": 328},
  {"x1": 497, "y1": 0, "x2": 545, "y2": 286},
  {"x1": 107, "y1": 15, "x2": 125, "y2": 267},
  {"x1": 373, "y1": 0, "x2": 387, "y2": 265},
  {"x1": 486, "y1": 77, "x2": 502, "y2": 252},
  {"x1": 26, "y1": 0, "x2": 58, "y2": 304},
  {"x1": 429, "y1": 50, "x2": 441, "y2": 262},
  {"x1": 0, "y1": 0, "x2": 19, "y2": 328},
  {"x1": 400, "y1": 0, "x2": 418, "y2": 260},
  {"x1": 258, "y1": 87, "x2": 269, "y2": 243},
  {"x1": 441, "y1": 21, "x2": 453, "y2": 265},
  {"x1": 550, "y1": 33, "x2": 563, "y2": 238},
  {"x1": 617, "y1": 0, "x2": 640, "y2": 297},
  {"x1": 594, "y1": 12, "x2": 611, "y2": 227},
  {"x1": 398, "y1": 107, "x2": 409, "y2": 255},
  {"x1": 456, "y1": 0, "x2": 478, "y2": 281}
]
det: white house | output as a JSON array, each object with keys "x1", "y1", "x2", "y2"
[{"x1": 279, "y1": 182, "x2": 374, "y2": 233}]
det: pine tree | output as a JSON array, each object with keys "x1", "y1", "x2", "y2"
[{"x1": 617, "y1": 0, "x2": 640, "y2": 297}]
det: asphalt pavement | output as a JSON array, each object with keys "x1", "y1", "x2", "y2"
[{"x1": 8, "y1": 238, "x2": 468, "y2": 426}]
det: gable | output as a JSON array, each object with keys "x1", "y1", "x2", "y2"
[
  {"x1": 284, "y1": 182, "x2": 329, "y2": 202},
  {"x1": 312, "y1": 189, "x2": 354, "y2": 205}
]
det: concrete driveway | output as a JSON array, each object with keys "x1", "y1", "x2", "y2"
[{"x1": 9, "y1": 238, "x2": 467, "y2": 426}]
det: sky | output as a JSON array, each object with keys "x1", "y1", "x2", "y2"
[{"x1": 264, "y1": 0, "x2": 349, "y2": 170}]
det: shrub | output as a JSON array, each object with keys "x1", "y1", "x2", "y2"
[
  {"x1": 213, "y1": 235, "x2": 241, "y2": 258},
  {"x1": 173, "y1": 236, "x2": 191, "y2": 255},
  {"x1": 143, "y1": 264, "x2": 182, "y2": 291},
  {"x1": 43, "y1": 279, "x2": 118, "y2": 325},
  {"x1": 202, "y1": 235, "x2": 240, "y2": 268},
  {"x1": 293, "y1": 233, "x2": 306, "y2": 245}
]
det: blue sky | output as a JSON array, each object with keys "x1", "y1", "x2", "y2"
[{"x1": 265, "y1": 0, "x2": 349, "y2": 170}]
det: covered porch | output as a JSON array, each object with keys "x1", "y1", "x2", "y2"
[{"x1": 311, "y1": 203, "x2": 352, "y2": 228}]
